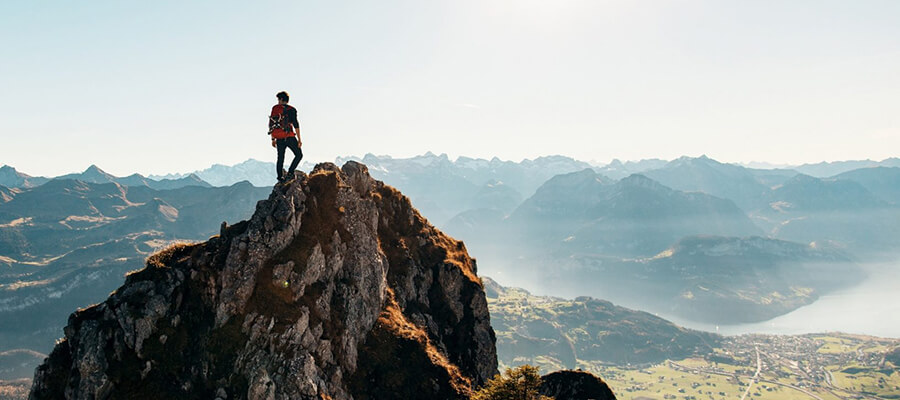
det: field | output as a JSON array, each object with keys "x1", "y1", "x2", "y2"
[{"x1": 507, "y1": 333, "x2": 900, "y2": 400}]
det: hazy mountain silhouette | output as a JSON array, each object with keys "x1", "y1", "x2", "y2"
[
  {"x1": 146, "y1": 154, "x2": 588, "y2": 225},
  {"x1": 54, "y1": 165, "x2": 212, "y2": 190},
  {"x1": 640, "y1": 155, "x2": 778, "y2": 211},
  {"x1": 444, "y1": 166, "x2": 866, "y2": 324},
  {"x1": 599, "y1": 158, "x2": 900, "y2": 257},
  {"x1": 467, "y1": 180, "x2": 523, "y2": 214},
  {"x1": 833, "y1": 166, "x2": 900, "y2": 205},
  {"x1": 150, "y1": 158, "x2": 306, "y2": 187},
  {"x1": 594, "y1": 158, "x2": 669, "y2": 180},
  {"x1": 516, "y1": 235, "x2": 860, "y2": 324},
  {"x1": 755, "y1": 174, "x2": 900, "y2": 254},
  {"x1": 0, "y1": 166, "x2": 49, "y2": 189},
  {"x1": 769, "y1": 173, "x2": 885, "y2": 210},
  {"x1": 336, "y1": 153, "x2": 592, "y2": 224},
  {"x1": 507, "y1": 170, "x2": 760, "y2": 258},
  {"x1": 793, "y1": 157, "x2": 900, "y2": 177}
]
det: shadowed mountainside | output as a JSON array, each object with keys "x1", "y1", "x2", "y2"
[
  {"x1": 0, "y1": 180, "x2": 271, "y2": 359},
  {"x1": 485, "y1": 278, "x2": 719, "y2": 371},
  {"x1": 833, "y1": 166, "x2": 900, "y2": 205}
]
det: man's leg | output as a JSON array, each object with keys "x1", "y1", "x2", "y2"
[
  {"x1": 286, "y1": 137, "x2": 304, "y2": 175},
  {"x1": 276, "y1": 139, "x2": 288, "y2": 180}
]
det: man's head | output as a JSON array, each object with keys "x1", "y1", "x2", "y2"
[{"x1": 276, "y1": 91, "x2": 290, "y2": 104}]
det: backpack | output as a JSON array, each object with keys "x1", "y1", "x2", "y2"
[{"x1": 268, "y1": 105, "x2": 290, "y2": 135}]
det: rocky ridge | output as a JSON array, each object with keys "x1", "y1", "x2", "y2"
[{"x1": 29, "y1": 162, "x2": 497, "y2": 400}]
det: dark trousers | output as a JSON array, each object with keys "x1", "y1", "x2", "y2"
[{"x1": 276, "y1": 136, "x2": 303, "y2": 179}]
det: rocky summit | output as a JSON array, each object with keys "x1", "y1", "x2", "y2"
[{"x1": 28, "y1": 162, "x2": 497, "y2": 400}]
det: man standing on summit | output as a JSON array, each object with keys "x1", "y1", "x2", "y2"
[{"x1": 269, "y1": 91, "x2": 303, "y2": 182}]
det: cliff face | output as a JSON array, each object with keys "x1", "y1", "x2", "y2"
[{"x1": 29, "y1": 162, "x2": 497, "y2": 400}]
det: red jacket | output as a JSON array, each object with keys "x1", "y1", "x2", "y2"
[{"x1": 270, "y1": 104, "x2": 299, "y2": 139}]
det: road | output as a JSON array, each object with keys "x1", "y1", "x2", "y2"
[
  {"x1": 739, "y1": 346, "x2": 762, "y2": 400},
  {"x1": 669, "y1": 357, "x2": 827, "y2": 400}
]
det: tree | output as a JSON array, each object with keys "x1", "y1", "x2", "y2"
[{"x1": 472, "y1": 365, "x2": 553, "y2": 400}]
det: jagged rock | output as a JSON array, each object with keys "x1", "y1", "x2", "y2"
[
  {"x1": 539, "y1": 370, "x2": 617, "y2": 400},
  {"x1": 29, "y1": 161, "x2": 498, "y2": 400}
]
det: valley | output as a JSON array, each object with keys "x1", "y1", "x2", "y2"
[
  {"x1": 594, "y1": 333, "x2": 900, "y2": 400},
  {"x1": 1, "y1": 155, "x2": 898, "y2": 398},
  {"x1": 487, "y1": 282, "x2": 900, "y2": 400}
]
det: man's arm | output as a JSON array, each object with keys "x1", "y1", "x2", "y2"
[
  {"x1": 291, "y1": 107, "x2": 302, "y2": 145},
  {"x1": 270, "y1": 105, "x2": 278, "y2": 147}
]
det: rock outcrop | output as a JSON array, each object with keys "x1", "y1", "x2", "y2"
[
  {"x1": 29, "y1": 162, "x2": 497, "y2": 400},
  {"x1": 539, "y1": 370, "x2": 616, "y2": 400}
]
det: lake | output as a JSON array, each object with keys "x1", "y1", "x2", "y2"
[{"x1": 665, "y1": 260, "x2": 900, "y2": 338}]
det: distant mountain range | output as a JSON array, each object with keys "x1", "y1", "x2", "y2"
[
  {"x1": 8, "y1": 154, "x2": 900, "y2": 190},
  {"x1": 149, "y1": 159, "x2": 318, "y2": 187},
  {"x1": 0, "y1": 154, "x2": 897, "y2": 387},
  {"x1": 0, "y1": 166, "x2": 48, "y2": 189},
  {"x1": 593, "y1": 158, "x2": 669, "y2": 180},
  {"x1": 640, "y1": 155, "x2": 789, "y2": 211},
  {"x1": 755, "y1": 173, "x2": 900, "y2": 254},
  {"x1": 336, "y1": 153, "x2": 594, "y2": 224},
  {"x1": 504, "y1": 169, "x2": 761, "y2": 258},
  {"x1": 155, "y1": 153, "x2": 593, "y2": 224},
  {"x1": 833, "y1": 166, "x2": 900, "y2": 205},
  {"x1": 441, "y1": 156, "x2": 894, "y2": 324},
  {"x1": 592, "y1": 156, "x2": 900, "y2": 180},
  {"x1": 793, "y1": 158, "x2": 900, "y2": 177},
  {"x1": 0, "y1": 165, "x2": 211, "y2": 191},
  {"x1": 0, "y1": 179, "x2": 270, "y2": 357},
  {"x1": 2, "y1": 154, "x2": 898, "y2": 347}
]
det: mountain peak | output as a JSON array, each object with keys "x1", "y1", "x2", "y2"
[
  {"x1": 618, "y1": 173, "x2": 667, "y2": 191},
  {"x1": 84, "y1": 164, "x2": 105, "y2": 174},
  {"x1": 30, "y1": 161, "x2": 497, "y2": 400},
  {"x1": 668, "y1": 154, "x2": 720, "y2": 167}
]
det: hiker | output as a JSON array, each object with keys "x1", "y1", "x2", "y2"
[{"x1": 268, "y1": 91, "x2": 303, "y2": 182}]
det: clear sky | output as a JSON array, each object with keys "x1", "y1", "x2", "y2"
[{"x1": 1, "y1": 0, "x2": 898, "y2": 177}]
